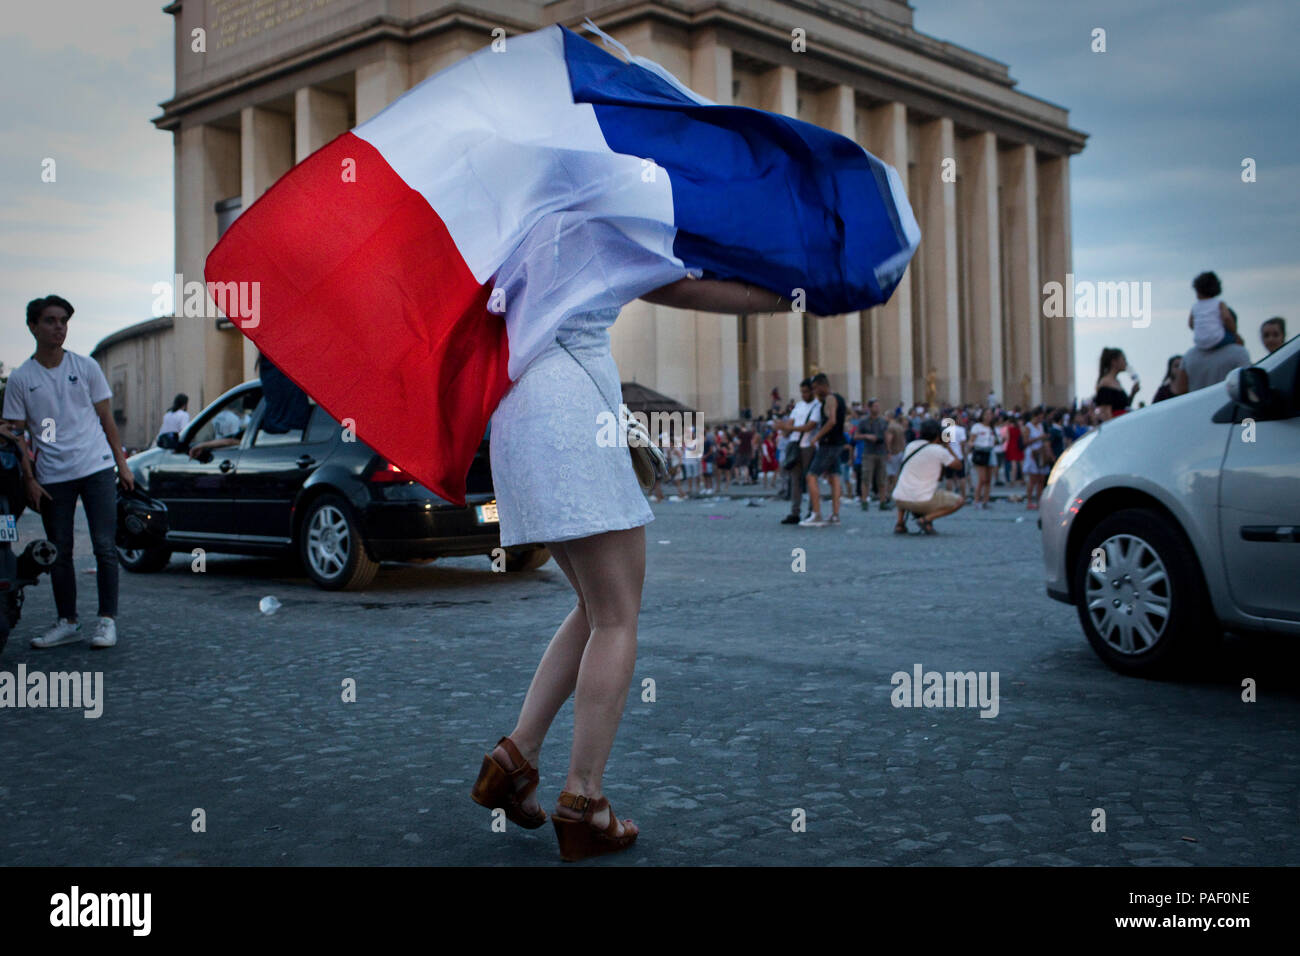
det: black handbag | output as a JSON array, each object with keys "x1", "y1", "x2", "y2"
[{"x1": 780, "y1": 439, "x2": 800, "y2": 470}]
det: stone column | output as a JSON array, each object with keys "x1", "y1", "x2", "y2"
[
  {"x1": 755, "y1": 306, "x2": 804, "y2": 413},
  {"x1": 917, "y1": 116, "x2": 960, "y2": 405},
  {"x1": 1037, "y1": 154, "x2": 1074, "y2": 406},
  {"x1": 608, "y1": 27, "x2": 736, "y2": 421},
  {"x1": 176, "y1": 122, "x2": 240, "y2": 408},
  {"x1": 814, "y1": 84, "x2": 862, "y2": 405},
  {"x1": 609, "y1": 299, "x2": 658, "y2": 387},
  {"x1": 999, "y1": 143, "x2": 1041, "y2": 407},
  {"x1": 864, "y1": 102, "x2": 914, "y2": 407},
  {"x1": 240, "y1": 105, "x2": 293, "y2": 379},
  {"x1": 688, "y1": 29, "x2": 738, "y2": 420},
  {"x1": 753, "y1": 65, "x2": 804, "y2": 405},
  {"x1": 959, "y1": 131, "x2": 1003, "y2": 405},
  {"x1": 294, "y1": 86, "x2": 349, "y2": 163},
  {"x1": 355, "y1": 43, "x2": 408, "y2": 124}
]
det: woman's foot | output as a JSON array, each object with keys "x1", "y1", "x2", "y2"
[
  {"x1": 491, "y1": 739, "x2": 543, "y2": 819},
  {"x1": 552, "y1": 791, "x2": 639, "y2": 861},
  {"x1": 553, "y1": 795, "x2": 637, "y2": 838},
  {"x1": 469, "y1": 735, "x2": 547, "y2": 828}
]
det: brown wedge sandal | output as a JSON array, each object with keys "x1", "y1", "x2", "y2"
[
  {"x1": 552, "y1": 791, "x2": 638, "y2": 862},
  {"x1": 469, "y1": 736, "x2": 547, "y2": 829}
]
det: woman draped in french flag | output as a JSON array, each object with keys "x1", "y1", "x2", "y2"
[{"x1": 205, "y1": 21, "x2": 919, "y2": 861}]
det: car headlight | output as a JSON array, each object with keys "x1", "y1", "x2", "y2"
[{"x1": 1046, "y1": 429, "x2": 1096, "y2": 487}]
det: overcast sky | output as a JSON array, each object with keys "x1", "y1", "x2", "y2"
[{"x1": 1, "y1": 0, "x2": 1295, "y2": 402}]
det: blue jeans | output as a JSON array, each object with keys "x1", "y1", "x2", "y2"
[{"x1": 39, "y1": 466, "x2": 119, "y2": 620}]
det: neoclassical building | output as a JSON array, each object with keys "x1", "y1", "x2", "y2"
[{"x1": 153, "y1": 0, "x2": 1086, "y2": 419}]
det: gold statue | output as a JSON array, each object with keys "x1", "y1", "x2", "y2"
[
  {"x1": 925, "y1": 367, "x2": 937, "y2": 408},
  {"x1": 1020, "y1": 373, "x2": 1032, "y2": 410}
]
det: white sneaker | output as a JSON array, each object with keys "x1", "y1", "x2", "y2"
[
  {"x1": 799, "y1": 514, "x2": 826, "y2": 527},
  {"x1": 828, "y1": 514, "x2": 841, "y2": 525},
  {"x1": 32, "y1": 618, "x2": 82, "y2": 649},
  {"x1": 90, "y1": 617, "x2": 117, "y2": 649}
]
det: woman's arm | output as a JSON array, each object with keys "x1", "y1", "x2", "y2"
[{"x1": 641, "y1": 277, "x2": 790, "y2": 314}]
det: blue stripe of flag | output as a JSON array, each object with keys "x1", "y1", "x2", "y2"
[{"x1": 560, "y1": 25, "x2": 917, "y2": 314}]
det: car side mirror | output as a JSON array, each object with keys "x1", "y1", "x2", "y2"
[{"x1": 1224, "y1": 367, "x2": 1272, "y2": 412}]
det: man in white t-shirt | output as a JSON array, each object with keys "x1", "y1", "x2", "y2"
[
  {"x1": 773, "y1": 378, "x2": 821, "y2": 524},
  {"x1": 892, "y1": 418, "x2": 964, "y2": 534},
  {"x1": 2, "y1": 295, "x2": 133, "y2": 649}
]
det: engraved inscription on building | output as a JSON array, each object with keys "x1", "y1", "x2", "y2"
[{"x1": 210, "y1": 0, "x2": 338, "y2": 51}]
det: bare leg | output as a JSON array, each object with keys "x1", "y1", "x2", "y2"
[
  {"x1": 806, "y1": 472, "x2": 822, "y2": 517},
  {"x1": 830, "y1": 473, "x2": 842, "y2": 518},
  {"x1": 553, "y1": 525, "x2": 646, "y2": 838},
  {"x1": 498, "y1": 542, "x2": 589, "y2": 816}
]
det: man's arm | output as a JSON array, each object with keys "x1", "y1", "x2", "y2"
[
  {"x1": 810, "y1": 395, "x2": 837, "y2": 444},
  {"x1": 3, "y1": 418, "x2": 51, "y2": 509},
  {"x1": 93, "y1": 398, "x2": 134, "y2": 490},
  {"x1": 641, "y1": 277, "x2": 790, "y2": 314}
]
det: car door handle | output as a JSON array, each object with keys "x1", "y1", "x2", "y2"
[
  {"x1": 296, "y1": 455, "x2": 316, "y2": 469},
  {"x1": 219, "y1": 459, "x2": 234, "y2": 473}
]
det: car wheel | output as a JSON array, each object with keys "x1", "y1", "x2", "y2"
[
  {"x1": 1073, "y1": 508, "x2": 1219, "y2": 676},
  {"x1": 299, "y1": 493, "x2": 379, "y2": 590},
  {"x1": 117, "y1": 545, "x2": 172, "y2": 573},
  {"x1": 504, "y1": 546, "x2": 551, "y2": 573}
]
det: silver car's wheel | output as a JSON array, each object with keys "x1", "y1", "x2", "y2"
[
  {"x1": 1074, "y1": 508, "x2": 1218, "y2": 676},
  {"x1": 1084, "y1": 533, "x2": 1172, "y2": 655}
]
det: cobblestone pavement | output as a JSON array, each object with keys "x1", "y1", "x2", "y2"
[{"x1": 1, "y1": 491, "x2": 1296, "y2": 866}]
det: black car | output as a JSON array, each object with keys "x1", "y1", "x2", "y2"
[{"x1": 119, "y1": 380, "x2": 549, "y2": 589}]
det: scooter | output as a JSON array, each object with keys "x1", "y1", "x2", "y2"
[{"x1": 0, "y1": 433, "x2": 58, "y2": 657}]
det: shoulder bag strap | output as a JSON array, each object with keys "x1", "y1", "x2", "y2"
[
  {"x1": 898, "y1": 442, "x2": 929, "y2": 473},
  {"x1": 557, "y1": 340, "x2": 619, "y2": 420}
]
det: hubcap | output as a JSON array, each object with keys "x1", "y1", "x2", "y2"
[
  {"x1": 306, "y1": 505, "x2": 350, "y2": 579},
  {"x1": 1085, "y1": 533, "x2": 1171, "y2": 655},
  {"x1": 119, "y1": 547, "x2": 143, "y2": 563}
]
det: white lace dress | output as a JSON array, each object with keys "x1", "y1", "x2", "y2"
[{"x1": 489, "y1": 307, "x2": 654, "y2": 547}]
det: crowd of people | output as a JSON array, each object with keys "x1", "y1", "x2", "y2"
[
  {"x1": 647, "y1": 271, "x2": 1288, "y2": 534},
  {"x1": 649, "y1": 384, "x2": 1099, "y2": 531}
]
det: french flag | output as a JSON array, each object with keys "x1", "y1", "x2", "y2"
[{"x1": 205, "y1": 22, "x2": 920, "y2": 505}]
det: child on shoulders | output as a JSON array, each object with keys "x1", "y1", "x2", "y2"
[{"x1": 1189, "y1": 271, "x2": 1243, "y2": 351}]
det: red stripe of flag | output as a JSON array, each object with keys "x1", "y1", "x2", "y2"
[{"x1": 204, "y1": 131, "x2": 511, "y2": 506}]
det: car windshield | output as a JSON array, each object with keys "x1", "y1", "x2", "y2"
[{"x1": 187, "y1": 389, "x2": 263, "y2": 445}]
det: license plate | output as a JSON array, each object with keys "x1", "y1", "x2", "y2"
[
  {"x1": 0, "y1": 515, "x2": 16, "y2": 542},
  {"x1": 475, "y1": 501, "x2": 499, "y2": 525}
]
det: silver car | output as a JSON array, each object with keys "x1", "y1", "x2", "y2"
[{"x1": 1042, "y1": 334, "x2": 1300, "y2": 675}]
